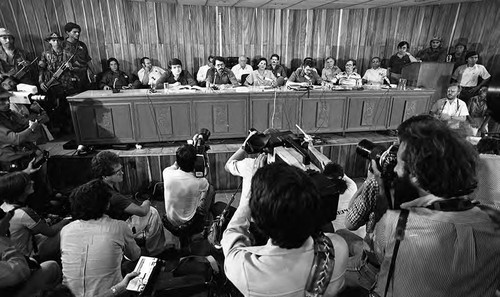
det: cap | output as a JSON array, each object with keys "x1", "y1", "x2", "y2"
[
  {"x1": 44, "y1": 32, "x2": 64, "y2": 42},
  {"x1": 0, "y1": 28, "x2": 13, "y2": 37},
  {"x1": 430, "y1": 36, "x2": 442, "y2": 43}
]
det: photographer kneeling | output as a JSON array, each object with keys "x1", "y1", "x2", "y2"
[
  {"x1": 368, "y1": 115, "x2": 500, "y2": 297},
  {"x1": 162, "y1": 144, "x2": 215, "y2": 243}
]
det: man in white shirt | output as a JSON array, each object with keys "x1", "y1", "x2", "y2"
[
  {"x1": 452, "y1": 51, "x2": 491, "y2": 103},
  {"x1": 362, "y1": 57, "x2": 388, "y2": 85},
  {"x1": 196, "y1": 55, "x2": 214, "y2": 87},
  {"x1": 137, "y1": 57, "x2": 166, "y2": 88},
  {"x1": 163, "y1": 144, "x2": 214, "y2": 236},
  {"x1": 430, "y1": 84, "x2": 469, "y2": 129},
  {"x1": 222, "y1": 162, "x2": 348, "y2": 297},
  {"x1": 230, "y1": 56, "x2": 253, "y2": 85}
]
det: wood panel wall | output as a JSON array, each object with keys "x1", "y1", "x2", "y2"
[{"x1": 0, "y1": 0, "x2": 498, "y2": 79}]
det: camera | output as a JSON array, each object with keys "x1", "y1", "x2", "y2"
[
  {"x1": 356, "y1": 139, "x2": 398, "y2": 182},
  {"x1": 33, "y1": 150, "x2": 50, "y2": 168},
  {"x1": 192, "y1": 128, "x2": 211, "y2": 178}
]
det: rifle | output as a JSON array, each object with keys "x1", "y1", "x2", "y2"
[
  {"x1": 40, "y1": 52, "x2": 77, "y2": 92},
  {"x1": 13, "y1": 57, "x2": 39, "y2": 80}
]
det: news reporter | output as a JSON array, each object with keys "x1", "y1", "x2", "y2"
[
  {"x1": 92, "y1": 151, "x2": 175, "y2": 256},
  {"x1": 0, "y1": 172, "x2": 70, "y2": 262},
  {"x1": 61, "y1": 179, "x2": 141, "y2": 297}
]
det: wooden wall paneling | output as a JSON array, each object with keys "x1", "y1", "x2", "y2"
[
  {"x1": 183, "y1": 7, "x2": 195, "y2": 73},
  {"x1": 84, "y1": 0, "x2": 104, "y2": 72},
  {"x1": 6, "y1": 0, "x2": 26, "y2": 55},
  {"x1": 16, "y1": 0, "x2": 36, "y2": 57},
  {"x1": 310, "y1": 9, "x2": 321, "y2": 64},
  {"x1": 89, "y1": 0, "x2": 106, "y2": 70},
  {"x1": 272, "y1": 9, "x2": 281, "y2": 57},
  {"x1": 29, "y1": 0, "x2": 49, "y2": 53}
]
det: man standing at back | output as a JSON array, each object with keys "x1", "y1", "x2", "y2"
[
  {"x1": 62, "y1": 22, "x2": 92, "y2": 91},
  {"x1": 371, "y1": 115, "x2": 500, "y2": 297},
  {"x1": 416, "y1": 36, "x2": 447, "y2": 62}
]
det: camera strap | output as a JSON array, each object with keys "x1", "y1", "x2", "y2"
[
  {"x1": 383, "y1": 209, "x2": 409, "y2": 297},
  {"x1": 305, "y1": 232, "x2": 335, "y2": 297},
  {"x1": 425, "y1": 198, "x2": 477, "y2": 212}
]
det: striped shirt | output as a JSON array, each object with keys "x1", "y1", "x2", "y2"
[{"x1": 373, "y1": 194, "x2": 500, "y2": 297}]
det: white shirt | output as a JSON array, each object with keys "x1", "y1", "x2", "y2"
[
  {"x1": 0, "y1": 203, "x2": 41, "y2": 257},
  {"x1": 61, "y1": 216, "x2": 140, "y2": 297},
  {"x1": 137, "y1": 66, "x2": 166, "y2": 86},
  {"x1": 362, "y1": 68, "x2": 388, "y2": 85},
  {"x1": 431, "y1": 98, "x2": 469, "y2": 129},
  {"x1": 231, "y1": 64, "x2": 253, "y2": 82},
  {"x1": 225, "y1": 158, "x2": 257, "y2": 205},
  {"x1": 452, "y1": 64, "x2": 491, "y2": 87},
  {"x1": 162, "y1": 166, "x2": 209, "y2": 226},
  {"x1": 196, "y1": 64, "x2": 212, "y2": 83}
]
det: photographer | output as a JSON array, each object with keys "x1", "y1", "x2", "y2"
[
  {"x1": 162, "y1": 144, "x2": 215, "y2": 240},
  {"x1": 370, "y1": 115, "x2": 500, "y2": 297},
  {"x1": 0, "y1": 87, "x2": 51, "y2": 212},
  {"x1": 92, "y1": 151, "x2": 175, "y2": 256},
  {"x1": 221, "y1": 163, "x2": 348, "y2": 296}
]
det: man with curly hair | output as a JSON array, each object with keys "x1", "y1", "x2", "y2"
[{"x1": 370, "y1": 115, "x2": 500, "y2": 297}]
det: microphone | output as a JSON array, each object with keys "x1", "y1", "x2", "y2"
[{"x1": 113, "y1": 78, "x2": 118, "y2": 90}]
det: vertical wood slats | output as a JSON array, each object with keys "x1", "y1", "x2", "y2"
[{"x1": 0, "y1": 0, "x2": 498, "y2": 81}]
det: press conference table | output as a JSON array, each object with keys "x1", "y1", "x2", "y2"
[{"x1": 67, "y1": 86, "x2": 434, "y2": 145}]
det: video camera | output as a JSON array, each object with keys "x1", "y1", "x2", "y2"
[
  {"x1": 190, "y1": 128, "x2": 211, "y2": 178},
  {"x1": 244, "y1": 127, "x2": 341, "y2": 230}
]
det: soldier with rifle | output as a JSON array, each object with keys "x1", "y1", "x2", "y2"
[
  {"x1": 0, "y1": 28, "x2": 36, "y2": 89},
  {"x1": 38, "y1": 32, "x2": 79, "y2": 134}
]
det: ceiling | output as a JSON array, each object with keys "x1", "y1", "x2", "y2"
[{"x1": 142, "y1": 0, "x2": 482, "y2": 10}]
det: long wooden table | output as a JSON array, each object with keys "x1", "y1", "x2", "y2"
[{"x1": 67, "y1": 87, "x2": 434, "y2": 145}]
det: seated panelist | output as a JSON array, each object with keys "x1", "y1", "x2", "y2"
[
  {"x1": 231, "y1": 56, "x2": 253, "y2": 85},
  {"x1": 137, "y1": 57, "x2": 166, "y2": 88},
  {"x1": 245, "y1": 58, "x2": 276, "y2": 87},
  {"x1": 205, "y1": 56, "x2": 238, "y2": 88},
  {"x1": 196, "y1": 55, "x2": 214, "y2": 87},
  {"x1": 362, "y1": 57, "x2": 388, "y2": 85},
  {"x1": 267, "y1": 54, "x2": 287, "y2": 85},
  {"x1": 336, "y1": 59, "x2": 361, "y2": 86},
  {"x1": 286, "y1": 59, "x2": 322, "y2": 86},
  {"x1": 321, "y1": 57, "x2": 341, "y2": 83},
  {"x1": 99, "y1": 58, "x2": 134, "y2": 90},
  {"x1": 157, "y1": 58, "x2": 197, "y2": 87}
]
